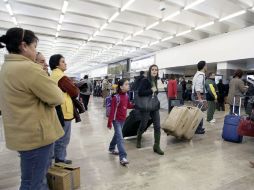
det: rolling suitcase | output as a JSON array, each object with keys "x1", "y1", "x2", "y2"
[
  {"x1": 222, "y1": 97, "x2": 243, "y2": 143},
  {"x1": 122, "y1": 110, "x2": 152, "y2": 137},
  {"x1": 162, "y1": 106, "x2": 189, "y2": 138},
  {"x1": 183, "y1": 106, "x2": 204, "y2": 140}
]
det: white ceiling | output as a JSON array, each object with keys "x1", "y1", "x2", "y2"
[{"x1": 0, "y1": 0, "x2": 254, "y2": 73}]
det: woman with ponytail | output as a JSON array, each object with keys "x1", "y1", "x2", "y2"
[{"x1": 0, "y1": 28, "x2": 64, "y2": 190}]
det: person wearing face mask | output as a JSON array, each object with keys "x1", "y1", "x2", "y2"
[
  {"x1": 0, "y1": 28, "x2": 64, "y2": 190},
  {"x1": 49, "y1": 54, "x2": 80, "y2": 165},
  {"x1": 136, "y1": 64, "x2": 164, "y2": 155}
]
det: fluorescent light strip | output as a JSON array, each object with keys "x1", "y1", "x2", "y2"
[
  {"x1": 219, "y1": 10, "x2": 247, "y2": 22},
  {"x1": 55, "y1": 32, "x2": 59, "y2": 38},
  {"x1": 161, "y1": 36, "x2": 174, "y2": 42},
  {"x1": 162, "y1": 11, "x2": 181, "y2": 22},
  {"x1": 12, "y1": 17, "x2": 17, "y2": 25},
  {"x1": 123, "y1": 35, "x2": 132, "y2": 41},
  {"x1": 62, "y1": 0, "x2": 69, "y2": 14},
  {"x1": 133, "y1": 29, "x2": 144, "y2": 36},
  {"x1": 150, "y1": 40, "x2": 160, "y2": 46},
  {"x1": 88, "y1": 37, "x2": 93, "y2": 42},
  {"x1": 59, "y1": 14, "x2": 64, "y2": 24},
  {"x1": 252, "y1": 7, "x2": 254, "y2": 10},
  {"x1": 184, "y1": 0, "x2": 206, "y2": 10},
  {"x1": 93, "y1": 31, "x2": 99, "y2": 37},
  {"x1": 176, "y1": 30, "x2": 192, "y2": 37},
  {"x1": 121, "y1": 0, "x2": 135, "y2": 12},
  {"x1": 195, "y1": 21, "x2": 214, "y2": 30},
  {"x1": 57, "y1": 24, "x2": 61, "y2": 32},
  {"x1": 146, "y1": 21, "x2": 159, "y2": 30},
  {"x1": 100, "y1": 23, "x2": 108, "y2": 31},
  {"x1": 108, "y1": 12, "x2": 120, "y2": 23},
  {"x1": 5, "y1": 3, "x2": 13, "y2": 16}
]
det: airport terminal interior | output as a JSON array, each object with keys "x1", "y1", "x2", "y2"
[{"x1": 1, "y1": 0, "x2": 254, "y2": 190}]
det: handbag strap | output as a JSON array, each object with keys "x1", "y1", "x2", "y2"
[{"x1": 113, "y1": 94, "x2": 121, "y2": 120}]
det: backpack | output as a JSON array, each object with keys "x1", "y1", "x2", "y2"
[
  {"x1": 80, "y1": 82, "x2": 88, "y2": 93},
  {"x1": 106, "y1": 94, "x2": 129, "y2": 118}
]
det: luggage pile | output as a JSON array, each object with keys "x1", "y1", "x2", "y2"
[{"x1": 162, "y1": 105, "x2": 203, "y2": 140}]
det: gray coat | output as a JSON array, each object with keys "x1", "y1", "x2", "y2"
[
  {"x1": 78, "y1": 79, "x2": 93, "y2": 95},
  {"x1": 228, "y1": 78, "x2": 247, "y2": 106}
]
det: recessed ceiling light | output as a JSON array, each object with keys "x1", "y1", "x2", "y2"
[
  {"x1": 100, "y1": 23, "x2": 108, "y2": 31},
  {"x1": 108, "y1": 12, "x2": 120, "y2": 23},
  {"x1": 59, "y1": 14, "x2": 64, "y2": 24},
  {"x1": 176, "y1": 30, "x2": 192, "y2": 37},
  {"x1": 62, "y1": 1, "x2": 69, "y2": 14},
  {"x1": 133, "y1": 29, "x2": 144, "y2": 36},
  {"x1": 57, "y1": 24, "x2": 61, "y2": 32},
  {"x1": 145, "y1": 21, "x2": 160, "y2": 30},
  {"x1": 5, "y1": 3, "x2": 13, "y2": 16},
  {"x1": 184, "y1": 0, "x2": 206, "y2": 10},
  {"x1": 12, "y1": 17, "x2": 17, "y2": 25},
  {"x1": 123, "y1": 35, "x2": 132, "y2": 41},
  {"x1": 219, "y1": 10, "x2": 247, "y2": 22},
  {"x1": 150, "y1": 40, "x2": 160, "y2": 46},
  {"x1": 121, "y1": 0, "x2": 135, "y2": 12},
  {"x1": 195, "y1": 21, "x2": 215, "y2": 30},
  {"x1": 162, "y1": 11, "x2": 181, "y2": 22},
  {"x1": 161, "y1": 36, "x2": 174, "y2": 42}
]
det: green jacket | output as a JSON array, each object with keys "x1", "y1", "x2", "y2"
[{"x1": 205, "y1": 78, "x2": 218, "y2": 101}]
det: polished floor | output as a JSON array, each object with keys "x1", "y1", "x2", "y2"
[{"x1": 0, "y1": 97, "x2": 254, "y2": 190}]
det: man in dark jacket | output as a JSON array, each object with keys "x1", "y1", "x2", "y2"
[
  {"x1": 217, "y1": 79, "x2": 226, "y2": 111},
  {"x1": 205, "y1": 73, "x2": 218, "y2": 123},
  {"x1": 132, "y1": 71, "x2": 145, "y2": 91}
]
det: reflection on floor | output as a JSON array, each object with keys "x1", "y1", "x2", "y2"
[{"x1": 0, "y1": 97, "x2": 254, "y2": 190}]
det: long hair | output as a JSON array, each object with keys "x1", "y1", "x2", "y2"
[
  {"x1": 148, "y1": 64, "x2": 159, "y2": 87},
  {"x1": 116, "y1": 79, "x2": 128, "y2": 94}
]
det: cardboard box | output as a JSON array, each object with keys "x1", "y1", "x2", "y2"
[
  {"x1": 54, "y1": 163, "x2": 81, "y2": 189},
  {"x1": 47, "y1": 166, "x2": 72, "y2": 190}
]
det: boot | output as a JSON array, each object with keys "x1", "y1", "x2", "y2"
[
  {"x1": 153, "y1": 133, "x2": 164, "y2": 155},
  {"x1": 136, "y1": 133, "x2": 142, "y2": 149}
]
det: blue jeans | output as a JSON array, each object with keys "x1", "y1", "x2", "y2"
[
  {"x1": 230, "y1": 105, "x2": 240, "y2": 115},
  {"x1": 19, "y1": 143, "x2": 53, "y2": 190},
  {"x1": 54, "y1": 120, "x2": 72, "y2": 161},
  {"x1": 109, "y1": 121, "x2": 127, "y2": 161}
]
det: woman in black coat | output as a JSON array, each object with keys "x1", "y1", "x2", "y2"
[{"x1": 137, "y1": 64, "x2": 164, "y2": 155}]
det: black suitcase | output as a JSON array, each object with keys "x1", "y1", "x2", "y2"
[{"x1": 122, "y1": 110, "x2": 153, "y2": 137}]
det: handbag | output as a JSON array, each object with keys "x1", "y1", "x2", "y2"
[
  {"x1": 238, "y1": 118, "x2": 254, "y2": 137},
  {"x1": 135, "y1": 93, "x2": 160, "y2": 112}
]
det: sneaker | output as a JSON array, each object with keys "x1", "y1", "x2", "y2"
[
  {"x1": 208, "y1": 119, "x2": 216, "y2": 123},
  {"x1": 109, "y1": 150, "x2": 119, "y2": 155},
  {"x1": 55, "y1": 159, "x2": 72, "y2": 165},
  {"x1": 120, "y1": 158, "x2": 129, "y2": 166}
]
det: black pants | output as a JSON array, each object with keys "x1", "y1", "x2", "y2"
[
  {"x1": 138, "y1": 110, "x2": 161, "y2": 135},
  {"x1": 81, "y1": 94, "x2": 90, "y2": 110}
]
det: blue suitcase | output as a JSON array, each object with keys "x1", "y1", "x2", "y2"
[
  {"x1": 222, "y1": 97, "x2": 243, "y2": 143},
  {"x1": 222, "y1": 115, "x2": 243, "y2": 143}
]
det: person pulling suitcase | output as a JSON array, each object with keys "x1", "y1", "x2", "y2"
[{"x1": 107, "y1": 79, "x2": 134, "y2": 166}]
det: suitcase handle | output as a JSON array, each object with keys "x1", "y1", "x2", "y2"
[{"x1": 233, "y1": 96, "x2": 242, "y2": 116}]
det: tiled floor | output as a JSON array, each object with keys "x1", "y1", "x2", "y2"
[{"x1": 0, "y1": 97, "x2": 254, "y2": 190}]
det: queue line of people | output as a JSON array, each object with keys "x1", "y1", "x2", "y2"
[{"x1": 0, "y1": 27, "x2": 254, "y2": 189}]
